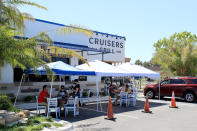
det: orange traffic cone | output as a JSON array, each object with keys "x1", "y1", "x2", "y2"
[
  {"x1": 105, "y1": 96, "x2": 116, "y2": 120},
  {"x1": 169, "y1": 91, "x2": 178, "y2": 108},
  {"x1": 142, "y1": 94, "x2": 152, "y2": 113}
]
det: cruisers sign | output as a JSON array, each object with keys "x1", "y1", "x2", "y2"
[{"x1": 88, "y1": 32, "x2": 125, "y2": 62}]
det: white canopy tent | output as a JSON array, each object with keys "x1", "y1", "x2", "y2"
[
  {"x1": 14, "y1": 61, "x2": 95, "y2": 106},
  {"x1": 117, "y1": 63, "x2": 160, "y2": 79},
  {"x1": 76, "y1": 60, "x2": 136, "y2": 111},
  {"x1": 117, "y1": 63, "x2": 161, "y2": 99},
  {"x1": 76, "y1": 60, "x2": 131, "y2": 77}
]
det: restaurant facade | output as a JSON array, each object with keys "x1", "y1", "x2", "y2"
[{"x1": 0, "y1": 19, "x2": 127, "y2": 84}]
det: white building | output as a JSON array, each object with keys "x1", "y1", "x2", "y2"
[{"x1": 0, "y1": 19, "x2": 126, "y2": 84}]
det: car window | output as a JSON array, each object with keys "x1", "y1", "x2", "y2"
[
  {"x1": 161, "y1": 79, "x2": 171, "y2": 85},
  {"x1": 188, "y1": 79, "x2": 197, "y2": 84},
  {"x1": 170, "y1": 79, "x2": 187, "y2": 84}
]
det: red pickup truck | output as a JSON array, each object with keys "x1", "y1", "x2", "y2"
[{"x1": 144, "y1": 77, "x2": 197, "y2": 102}]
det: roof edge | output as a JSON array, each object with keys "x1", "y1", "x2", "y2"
[{"x1": 34, "y1": 19, "x2": 126, "y2": 39}]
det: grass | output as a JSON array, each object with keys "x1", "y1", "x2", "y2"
[
  {"x1": 53, "y1": 123, "x2": 63, "y2": 128},
  {"x1": 0, "y1": 115, "x2": 55, "y2": 131}
]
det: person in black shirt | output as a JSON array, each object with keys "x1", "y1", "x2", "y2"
[{"x1": 73, "y1": 79, "x2": 80, "y2": 97}]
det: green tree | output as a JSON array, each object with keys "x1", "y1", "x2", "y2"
[
  {"x1": 0, "y1": 0, "x2": 47, "y2": 31},
  {"x1": 0, "y1": 0, "x2": 92, "y2": 69},
  {"x1": 153, "y1": 31, "x2": 197, "y2": 76},
  {"x1": 135, "y1": 59, "x2": 143, "y2": 66},
  {"x1": 0, "y1": 25, "x2": 52, "y2": 69}
]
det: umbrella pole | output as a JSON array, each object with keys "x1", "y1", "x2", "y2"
[
  {"x1": 50, "y1": 75, "x2": 54, "y2": 98},
  {"x1": 14, "y1": 73, "x2": 24, "y2": 107}
]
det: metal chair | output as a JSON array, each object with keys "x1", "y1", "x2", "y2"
[
  {"x1": 47, "y1": 98, "x2": 60, "y2": 118},
  {"x1": 80, "y1": 89, "x2": 90, "y2": 106},
  {"x1": 65, "y1": 96, "x2": 79, "y2": 117},
  {"x1": 36, "y1": 96, "x2": 46, "y2": 115}
]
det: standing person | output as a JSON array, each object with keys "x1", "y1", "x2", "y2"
[
  {"x1": 38, "y1": 85, "x2": 49, "y2": 113},
  {"x1": 72, "y1": 79, "x2": 80, "y2": 115},
  {"x1": 72, "y1": 79, "x2": 80, "y2": 97}
]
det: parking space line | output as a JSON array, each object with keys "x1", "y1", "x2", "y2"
[{"x1": 80, "y1": 107, "x2": 139, "y2": 119}]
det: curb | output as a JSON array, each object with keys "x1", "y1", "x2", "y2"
[{"x1": 42, "y1": 119, "x2": 73, "y2": 131}]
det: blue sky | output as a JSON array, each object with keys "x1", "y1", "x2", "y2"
[{"x1": 20, "y1": 0, "x2": 197, "y2": 63}]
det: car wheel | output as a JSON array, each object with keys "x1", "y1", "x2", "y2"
[
  {"x1": 184, "y1": 92, "x2": 195, "y2": 103},
  {"x1": 146, "y1": 90, "x2": 155, "y2": 99}
]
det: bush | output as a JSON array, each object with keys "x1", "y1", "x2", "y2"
[
  {"x1": 10, "y1": 97, "x2": 16, "y2": 103},
  {"x1": 24, "y1": 96, "x2": 33, "y2": 102},
  {"x1": 82, "y1": 92, "x2": 88, "y2": 97},
  {"x1": 89, "y1": 92, "x2": 94, "y2": 97},
  {"x1": 0, "y1": 94, "x2": 13, "y2": 111},
  {"x1": 99, "y1": 91, "x2": 107, "y2": 96}
]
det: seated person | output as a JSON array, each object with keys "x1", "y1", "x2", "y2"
[
  {"x1": 58, "y1": 85, "x2": 68, "y2": 99},
  {"x1": 38, "y1": 85, "x2": 49, "y2": 106},
  {"x1": 58, "y1": 85, "x2": 69, "y2": 107},
  {"x1": 124, "y1": 84, "x2": 129, "y2": 92},
  {"x1": 38, "y1": 85, "x2": 49, "y2": 114},
  {"x1": 109, "y1": 84, "x2": 116, "y2": 98}
]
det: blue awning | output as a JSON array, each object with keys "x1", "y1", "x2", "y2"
[{"x1": 24, "y1": 61, "x2": 96, "y2": 76}]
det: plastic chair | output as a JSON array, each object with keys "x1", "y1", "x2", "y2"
[
  {"x1": 36, "y1": 96, "x2": 46, "y2": 115},
  {"x1": 47, "y1": 98, "x2": 60, "y2": 118},
  {"x1": 120, "y1": 92, "x2": 129, "y2": 107},
  {"x1": 80, "y1": 90, "x2": 90, "y2": 106},
  {"x1": 65, "y1": 96, "x2": 79, "y2": 117},
  {"x1": 128, "y1": 93, "x2": 137, "y2": 106}
]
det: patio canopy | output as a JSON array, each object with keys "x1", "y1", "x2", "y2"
[
  {"x1": 24, "y1": 61, "x2": 96, "y2": 76},
  {"x1": 117, "y1": 63, "x2": 160, "y2": 79},
  {"x1": 76, "y1": 60, "x2": 131, "y2": 77}
]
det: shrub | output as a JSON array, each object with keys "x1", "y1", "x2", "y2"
[
  {"x1": 10, "y1": 97, "x2": 16, "y2": 103},
  {"x1": 0, "y1": 94, "x2": 13, "y2": 111},
  {"x1": 89, "y1": 92, "x2": 94, "y2": 97},
  {"x1": 99, "y1": 91, "x2": 107, "y2": 96},
  {"x1": 24, "y1": 96, "x2": 33, "y2": 102},
  {"x1": 82, "y1": 92, "x2": 88, "y2": 97}
]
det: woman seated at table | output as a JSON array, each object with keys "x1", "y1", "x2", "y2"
[{"x1": 58, "y1": 85, "x2": 69, "y2": 107}]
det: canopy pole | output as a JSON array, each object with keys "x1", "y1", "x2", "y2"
[
  {"x1": 14, "y1": 73, "x2": 24, "y2": 107},
  {"x1": 96, "y1": 76, "x2": 102, "y2": 112},
  {"x1": 96, "y1": 76, "x2": 99, "y2": 112},
  {"x1": 132, "y1": 77, "x2": 136, "y2": 106},
  {"x1": 59, "y1": 75, "x2": 61, "y2": 91},
  {"x1": 158, "y1": 78, "x2": 160, "y2": 100},
  {"x1": 50, "y1": 74, "x2": 54, "y2": 98}
]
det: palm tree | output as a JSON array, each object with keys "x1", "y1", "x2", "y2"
[
  {"x1": 0, "y1": 25, "x2": 52, "y2": 69},
  {"x1": 0, "y1": 0, "x2": 92, "y2": 69},
  {"x1": 0, "y1": 0, "x2": 47, "y2": 31}
]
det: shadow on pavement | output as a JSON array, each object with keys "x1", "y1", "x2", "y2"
[{"x1": 60, "y1": 99, "x2": 167, "y2": 122}]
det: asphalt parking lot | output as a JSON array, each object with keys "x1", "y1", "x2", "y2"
[{"x1": 63, "y1": 97, "x2": 197, "y2": 131}]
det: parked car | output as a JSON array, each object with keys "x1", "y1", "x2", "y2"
[{"x1": 144, "y1": 77, "x2": 197, "y2": 102}]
